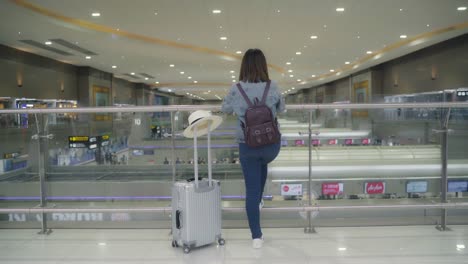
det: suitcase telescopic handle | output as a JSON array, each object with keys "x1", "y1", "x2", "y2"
[{"x1": 193, "y1": 123, "x2": 213, "y2": 188}]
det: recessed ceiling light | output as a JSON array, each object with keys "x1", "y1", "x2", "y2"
[
  {"x1": 399, "y1": 8, "x2": 403, "y2": 11},
  {"x1": 186, "y1": 92, "x2": 190, "y2": 95},
  {"x1": 292, "y1": 87, "x2": 295, "y2": 90},
  {"x1": 277, "y1": 10, "x2": 280, "y2": 13},
  {"x1": 145, "y1": 78, "x2": 149, "y2": 80},
  {"x1": 288, "y1": 70, "x2": 293, "y2": 73},
  {"x1": 295, "y1": 52, "x2": 301, "y2": 55},
  {"x1": 98, "y1": 242, "x2": 106, "y2": 246},
  {"x1": 366, "y1": 51, "x2": 372, "y2": 54},
  {"x1": 220, "y1": 37, "x2": 227, "y2": 40},
  {"x1": 426, "y1": 24, "x2": 430, "y2": 27},
  {"x1": 230, "y1": 70, "x2": 235, "y2": 73},
  {"x1": 130, "y1": 72, "x2": 135, "y2": 75},
  {"x1": 310, "y1": 35, "x2": 318, "y2": 39},
  {"x1": 357, "y1": 36, "x2": 361, "y2": 39},
  {"x1": 336, "y1": 7, "x2": 345, "y2": 12},
  {"x1": 85, "y1": 56, "x2": 91, "y2": 59},
  {"x1": 45, "y1": 41, "x2": 52, "y2": 45},
  {"x1": 169, "y1": 64, "x2": 174, "y2": 67},
  {"x1": 154, "y1": 11, "x2": 158, "y2": 15},
  {"x1": 232, "y1": 80, "x2": 236, "y2": 83},
  {"x1": 400, "y1": 35, "x2": 407, "y2": 39},
  {"x1": 18, "y1": 31, "x2": 21, "y2": 35},
  {"x1": 267, "y1": 37, "x2": 271, "y2": 40},
  {"x1": 297, "y1": 79, "x2": 301, "y2": 82},
  {"x1": 112, "y1": 65, "x2": 117, "y2": 69},
  {"x1": 193, "y1": 81, "x2": 198, "y2": 83},
  {"x1": 168, "y1": 89, "x2": 172, "y2": 92},
  {"x1": 289, "y1": 75, "x2": 294, "y2": 78},
  {"x1": 311, "y1": 75, "x2": 316, "y2": 77},
  {"x1": 330, "y1": 69, "x2": 335, "y2": 72},
  {"x1": 231, "y1": 75, "x2": 236, "y2": 78},
  {"x1": 212, "y1": 10, "x2": 222, "y2": 14},
  {"x1": 457, "y1": 7, "x2": 467, "y2": 11},
  {"x1": 180, "y1": 71, "x2": 184, "y2": 74},
  {"x1": 338, "y1": 247, "x2": 347, "y2": 251},
  {"x1": 236, "y1": 51, "x2": 242, "y2": 54},
  {"x1": 345, "y1": 61, "x2": 350, "y2": 64},
  {"x1": 91, "y1": 12, "x2": 101, "y2": 17},
  {"x1": 155, "y1": 81, "x2": 159, "y2": 84},
  {"x1": 188, "y1": 76, "x2": 192, "y2": 79},
  {"x1": 286, "y1": 62, "x2": 291, "y2": 65}
]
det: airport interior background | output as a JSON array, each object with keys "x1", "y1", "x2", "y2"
[{"x1": 0, "y1": 0, "x2": 468, "y2": 263}]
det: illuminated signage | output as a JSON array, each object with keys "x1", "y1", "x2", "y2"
[
  {"x1": 322, "y1": 183, "x2": 344, "y2": 195},
  {"x1": 448, "y1": 181, "x2": 468, "y2": 192},
  {"x1": 361, "y1": 138, "x2": 371, "y2": 145},
  {"x1": 344, "y1": 139, "x2": 353, "y2": 145},
  {"x1": 365, "y1": 182, "x2": 385, "y2": 194},
  {"x1": 406, "y1": 181, "x2": 428, "y2": 193},
  {"x1": 311, "y1": 139, "x2": 320, "y2": 146},
  {"x1": 281, "y1": 184, "x2": 303, "y2": 196},
  {"x1": 328, "y1": 139, "x2": 338, "y2": 145},
  {"x1": 3, "y1": 152, "x2": 19, "y2": 159},
  {"x1": 68, "y1": 136, "x2": 89, "y2": 142}
]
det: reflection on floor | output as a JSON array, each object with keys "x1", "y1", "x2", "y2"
[{"x1": 0, "y1": 226, "x2": 467, "y2": 263}]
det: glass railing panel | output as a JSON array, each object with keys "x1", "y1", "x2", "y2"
[
  {"x1": 446, "y1": 107, "x2": 468, "y2": 225},
  {"x1": 0, "y1": 112, "x2": 40, "y2": 228},
  {"x1": 1, "y1": 103, "x2": 467, "y2": 229}
]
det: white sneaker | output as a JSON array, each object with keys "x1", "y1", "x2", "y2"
[
  {"x1": 259, "y1": 199, "x2": 264, "y2": 210},
  {"x1": 252, "y1": 237, "x2": 264, "y2": 249}
]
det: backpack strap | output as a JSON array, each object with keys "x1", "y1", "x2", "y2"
[
  {"x1": 260, "y1": 81, "x2": 271, "y2": 104},
  {"x1": 236, "y1": 83, "x2": 253, "y2": 107},
  {"x1": 237, "y1": 81, "x2": 271, "y2": 106}
]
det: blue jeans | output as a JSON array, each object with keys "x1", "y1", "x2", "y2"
[{"x1": 239, "y1": 142, "x2": 281, "y2": 239}]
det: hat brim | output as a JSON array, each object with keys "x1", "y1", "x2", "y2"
[{"x1": 183, "y1": 115, "x2": 223, "y2": 138}]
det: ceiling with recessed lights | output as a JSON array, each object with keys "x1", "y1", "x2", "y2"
[{"x1": 0, "y1": 0, "x2": 467, "y2": 100}]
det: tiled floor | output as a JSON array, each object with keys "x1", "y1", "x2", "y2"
[{"x1": 0, "y1": 226, "x2": 467, "y2": 263}]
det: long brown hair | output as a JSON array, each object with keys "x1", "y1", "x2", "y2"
[{"x1": 239, "y1": 49, "x2": 270, "y2": 83}]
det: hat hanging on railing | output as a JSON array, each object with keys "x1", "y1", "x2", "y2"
[{"x1": 183, "y1": 110, "x2": 222, "y2": 138}]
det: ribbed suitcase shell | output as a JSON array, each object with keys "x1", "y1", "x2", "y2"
[{"x1": 171, "y1": 178, "x2": 222, "y2": 249}]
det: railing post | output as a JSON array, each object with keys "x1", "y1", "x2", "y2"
[
  {"x1": 304, "y1": 110, "x2": 316, "y2": 234},
  {"x1": 34, "y1": 114, "x2": 52, "y2": 235},
  {"x1": 436, "y1": 108, "x2": 451, "y2": 231}
]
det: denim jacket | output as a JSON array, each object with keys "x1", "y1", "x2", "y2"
[{"x1": 221, "y1": 81, "x2": 286, "y2": 143}]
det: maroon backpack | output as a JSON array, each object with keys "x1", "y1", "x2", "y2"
[{"x1": 236, "y1": 81, "x2": 281, "y2": 147}]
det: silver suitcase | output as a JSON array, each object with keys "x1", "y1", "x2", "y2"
[{"x1": 171, "y1": 124, "x2": 224, "y2": 253}]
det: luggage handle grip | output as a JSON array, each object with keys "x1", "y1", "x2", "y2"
[
  {"x1": 176, "y1": 210, "x2": 181, "y2": 229},
  {"x1": 187, "y1": 177, "x2": 202, "y2": 182}
]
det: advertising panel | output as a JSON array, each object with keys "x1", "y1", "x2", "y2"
[
  {"x1": 328, "y1": 139, "x2": 338, "y2": 145},
  {"x1": 294, "y1": 139, "x2": 305, "y2": 146},
  {"x1": 281, "y1": 184, "x2": 303, "y2": 196},
  {"x1": 322, "y1": 183, "x2": 344, "y2": 195},
  {"x1": 365, "y1": 182, "x2": 385, "y2": 194},
  {"x1": 344, "y1": 139, "x2": 353, "y2": 145},
  {"x1": 406, "y1": 181, "x2": 428, "y2": 193},
  {"x1": 448, "y1": 181, "x2": 468, "y2": 192},
  {"x1": 311, "y1": 139, "x2": 320, "y2": 146}
]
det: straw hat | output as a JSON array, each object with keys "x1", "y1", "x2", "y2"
[{"x1": 183, "y1": 110, "x2": 222, "y2": 138}]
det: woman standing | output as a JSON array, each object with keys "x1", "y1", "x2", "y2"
[{"x1": 221, "y1": 49, "x2": 285, "y2": 248}]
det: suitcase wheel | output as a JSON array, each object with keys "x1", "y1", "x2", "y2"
[
  {"x1": 171, "y1": 240, "x2": 179, "y2": 248},
  {"x1": 218, "y1": 238, "x2": 225, "y2": 246},
  {"x1": 183, "y1": 245, "x2": 191, "y2": 254}
]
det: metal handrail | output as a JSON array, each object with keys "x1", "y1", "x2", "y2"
[
  {"x1": 0, "y1": 102, "x2": 467, "y2": 114},
  {"x1": 1, "y1": 202, "x2": 468, "y2": 214}
]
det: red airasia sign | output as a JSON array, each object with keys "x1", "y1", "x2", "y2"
[
  {"x1": 365, "y1": 182, "x2": 385, "y2": 194},
  {"x1": 322, "y1": 183, "x2": 344, "y2": 195}
]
